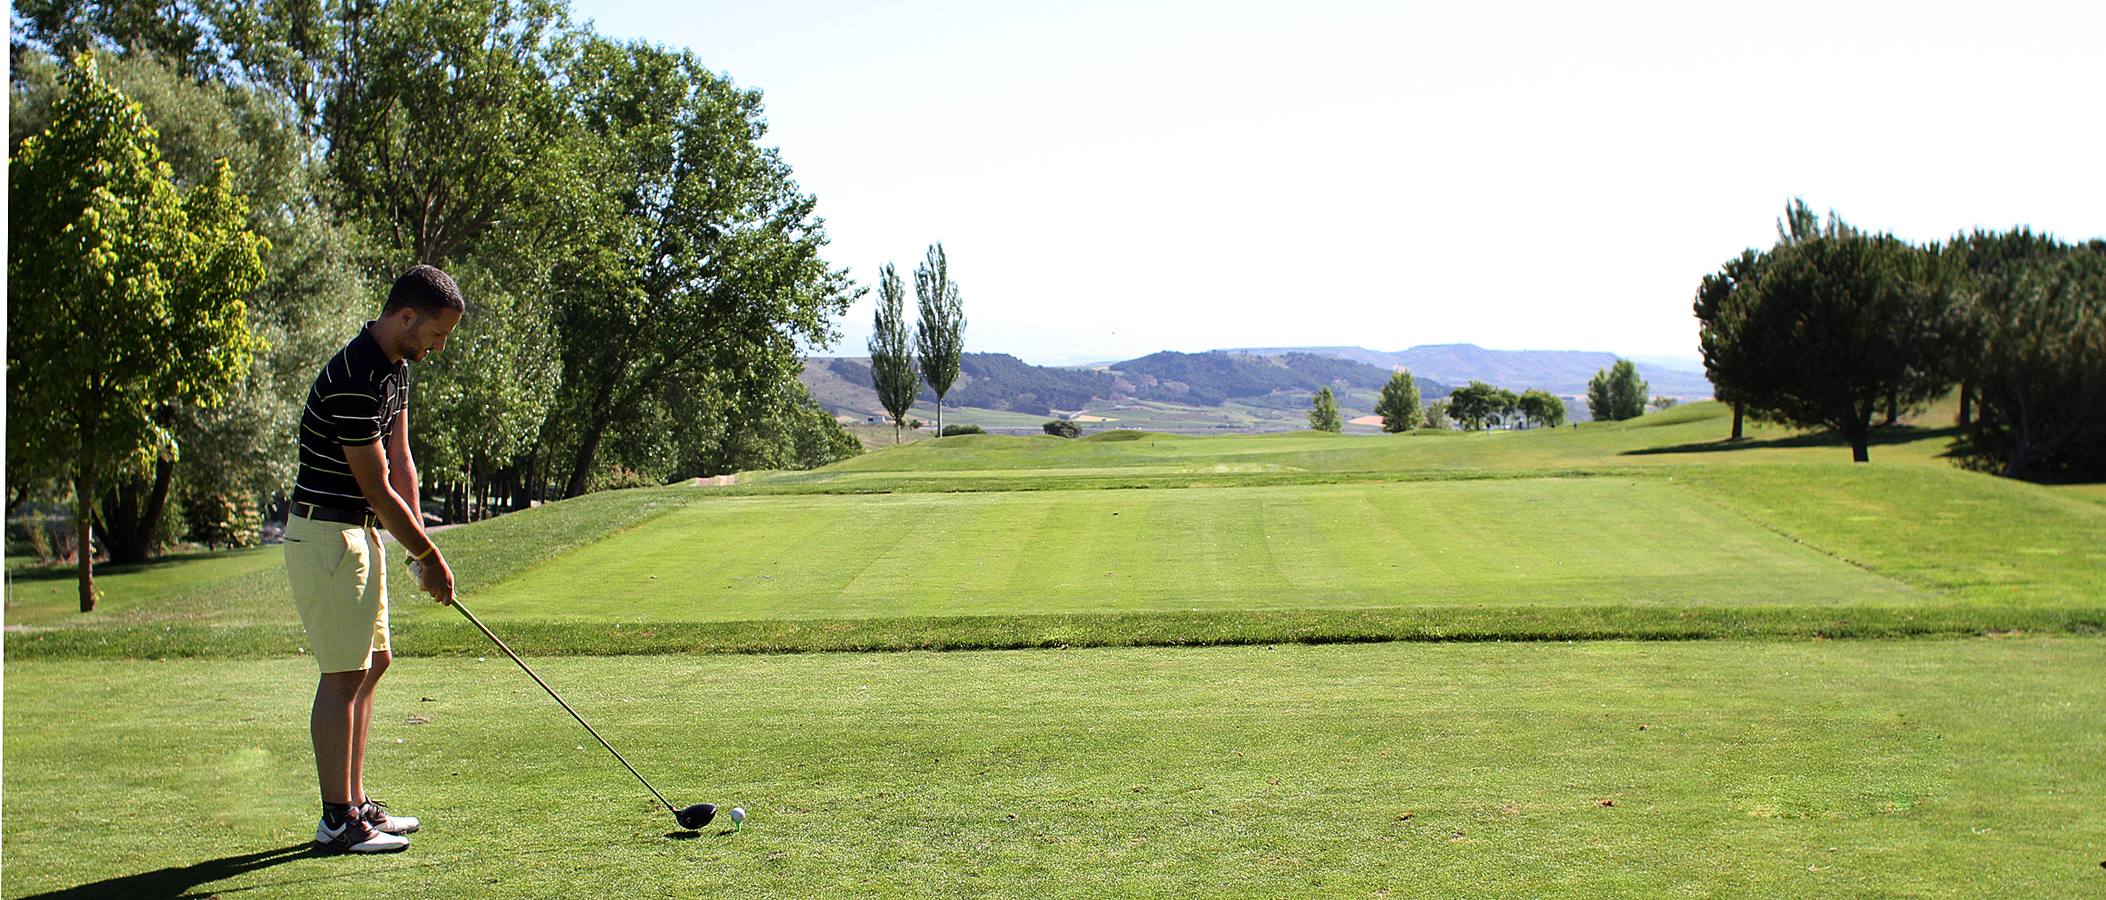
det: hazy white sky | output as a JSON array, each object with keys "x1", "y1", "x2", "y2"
[{"x1": 574, "y1": 0, "x2": 2106, "y2": 366}]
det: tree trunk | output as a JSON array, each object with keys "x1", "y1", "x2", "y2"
[
  {"x1": 564, "y1": 423, "x2": 608, "y2": 498},
  {"x1": 1883, "y1": 389, "x2": 1899, "y2": 427},
  {"x1": 1957, "y1": 381, "x2": 1973, "y2": 426},
  {"x1": 935, "y1": 398, "x2": 943, "y2": 437},
  {"x1": 74, "y1": 466, "x2": 98, "y2": 613},
  {"x1": 101, "y1": 456, "x2": 175, "y2": 564},
  {"x1": 1730, "y1": 402, "x2": 1745, "y2": 440}
]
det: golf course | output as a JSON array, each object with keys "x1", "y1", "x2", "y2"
[{"x1": 5, "y1": 400, "x2": 2104, "y2": 896}]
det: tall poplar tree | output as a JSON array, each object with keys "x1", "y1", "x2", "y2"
[
  {"x1": 868, "y1": 263, "x2": 919, "y2": 443},
  {"x1": 914, "y1": 243, "x2": 965, "y2": 437}
]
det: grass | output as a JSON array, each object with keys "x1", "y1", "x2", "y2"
[
  {"x1": 8, "y1": 402, "x2": 2101, "y2": 658},
  {"x1": 6, "y1": 638, "x2": 2103, "y2": 897},
  {"x1": 7, "y1": 399, "x2": 2106, "y2": 896}
]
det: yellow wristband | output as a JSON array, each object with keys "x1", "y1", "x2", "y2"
[{"x1": 412, "y1": 544, "x2": 437, "y2": 561}]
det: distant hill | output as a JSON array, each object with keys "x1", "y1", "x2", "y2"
[
  {"x1": 1227, "y1": 344, "x2": 1713, "y2": 397},
  {"x1": 802, "y1": 350, "x2": 1447, "y2": 420},
  {"x1": 801, "y1": 343, "x2": 1702, "y2": 427}
]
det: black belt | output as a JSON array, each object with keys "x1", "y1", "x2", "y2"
[{"x1": 294, "y1": 501, "x2": 376, "y2": 526}]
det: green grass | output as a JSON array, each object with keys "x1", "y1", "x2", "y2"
[
  {"x1": 465, "y1": 477, "x2": 1928, "y2": 622},
  {"x1": 8, "y1": 403, "x2": 2101, "y2": 658},
  {"x1": 7, "y1": 637, "x2": 2103, "y2": 897}
]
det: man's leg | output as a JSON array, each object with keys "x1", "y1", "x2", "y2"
[
  {"x1": 312, "y1": 669, "x2": 368, "y2": 804},
  {"x1": 350, "y1": 650, "x2": 391, "y2": 803}
]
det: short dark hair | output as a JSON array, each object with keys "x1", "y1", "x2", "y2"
[{"x1": 384, "y1": 265, "x2": 465, "y2": 316}]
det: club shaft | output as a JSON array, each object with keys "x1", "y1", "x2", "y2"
[{"x1": 450, "y1": 598, "x2": 676, "y2": 814}]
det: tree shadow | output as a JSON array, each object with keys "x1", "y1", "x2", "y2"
[
  {"x1": 5, "y1": 547, "x2": 270, "y2": 583},
  {"x1": 18, "y1": 842, "x2": 322, "y2": 899},
  {"x1": 1621, "y1": 424, "x2": 1961, "y2": 457}
]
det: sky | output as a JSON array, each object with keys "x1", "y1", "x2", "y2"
[{"x1": 573, "y1": 0, "x2": 2106, "y2": 366}]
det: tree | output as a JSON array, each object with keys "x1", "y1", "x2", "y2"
[
  {"x1": 1702, "y1": 207, "x2": 1963, "y2": 462},
  {"x1": 1374, "y1": 370, "x2": 1421, "y2": 432},
  {"x1": 1607, "y1": 360, "x2": 1648, "y2": 421},
  {"x1": 1585, "y1": 369, "x2": 1615, "y2": 422},
  {"x1": 1308, "y1": 386, "x2": 1343, "y2": 432},
  {"x1": 1953, "y1": 235, "x2": 2106, "y2": 478},
  {"x1": 1043, "y1": 420, "x2": 1082, "y2": 438},
  {"x1": 1424, "y1": 399, "x2": 1451, "y2": 429},
  {"x1": 547, "y1": 38, "x2": 854, "y2": 497},
  {"x1": 1695, "y1": 249, "x2": 1766, "y2": 439},
  {"x1": 1446, "y1": 381, "x2": 1503, "y2": 431},
  {"x1": 1585, "y1": 360, "x2": 1647, "y2": 422},
  {"x1": 14, "y1": 47, "x2": 371, "y2": 554},
  {"x1": 915, "y1": 243, "x2": 965, "y2": 437},
  {"x1": 1517, "y1": 389, "x2": 1566, "y2": 428},
  {"x1": 8, "y1": 53, "x2": 265, "y2": 609},
  {"x1": 867, "y1": 263, "x2": 918, "y2": 443}
]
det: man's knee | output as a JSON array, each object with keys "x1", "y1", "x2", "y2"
[{"x1": 317, "y1": 669, "x2": 367, "y2": 704}]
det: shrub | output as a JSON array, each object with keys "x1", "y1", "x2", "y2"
[
  {"x1": 940, "y1": 424, "x2": 985, "y2": 437},
  {"x1": 182, "y1": 491, "x2": 258, "y2": 550},
  {"x1": 1043, "y1": 420, "x2": 1082, "y2": 438}
]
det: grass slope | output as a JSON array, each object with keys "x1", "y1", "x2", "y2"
[
  {"x1": 8, "y1": 403, "x2": 2102, "y2": 659},
  {"x1": 6, "y1": 638, "x2": 2102, "y2": 897}
]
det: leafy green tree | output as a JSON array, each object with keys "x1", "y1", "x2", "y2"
[
  {"x1": 1952, "y1": 235, "x2": 2106, "y2": 478},
  {"x1": 1585, "y1": 360, "x2": 1647, "y2": 422},
  {"x1": 915, "y1": 243, "x2": 966, "y2": 437},
  {"x1": 413, "y1": 266, "x2": 561, "y2": 520},
  {"x1": 319, "y1": 0, "x2": 578, "y2": 266},
  {"x1": 14, "y1": 48, "x2": 371, "y2": 551},
  {"x1": 8, "y1": 54, "x2": 265, "y2": 609},
  {"x1": 1585, "y1": 369, "x2": 1614, "y2": 422},
  {"x1": 547, "y1": 38, "x2": 854, "y2": 496},
  {"x1": 1517, "y1": 389, "x2": 1566, "y2": 428},
  {"x1": 1446, "y1": 381, "x2": 1503, "y2": 430},
  {"x1": 1043, "y1": 420, "x2": 1082, "y2": 438},
  {"x1": 868, "y1": 263, "x2": 919, "y2": 443},
  {"x1": 11, "y1": 0, "x2": 221, "y2": 78},
  {"x1": 1695, "y1": 248, "x2": 1766, "y2": 439},
  {"x1": 1424, "y1": 399, "x2": 1451, "y2": 429},
  {"x1": 1308, "y1": 386, "x2": 1343, "y2": 432},
  {"x1": 1702, "y1": 209, "x2": 1963, "y2": 462},
  {"x1": 1374, "y1": 370, "x2": 1421, "y2": 432},
  {"x1": 1607, "y1": 360, "x2": 1648, "y2": 421}
]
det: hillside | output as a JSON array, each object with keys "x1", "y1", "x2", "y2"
[
  {"x1": 802, "y1": 350, "x2": 1455, "y2": 428},
  {"x1": 1229, "y1": 343, "x2": 1714, "y2": 396}
]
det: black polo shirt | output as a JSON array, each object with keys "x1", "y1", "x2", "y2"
[{"x1": 292, "y1": 323, "x2": 409, "y2": 510}]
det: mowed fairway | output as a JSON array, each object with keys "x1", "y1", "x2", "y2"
[
  {"x1": 470, "y1": 477, "x2": 1927, "y2": 622},
  {"x1": 5, "y1": 638, "x2": 2102, "y2": 897}
]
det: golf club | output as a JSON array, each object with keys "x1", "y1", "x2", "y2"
[{"x1": 444, "y1": 591, "x2": 716, "y2": 830}]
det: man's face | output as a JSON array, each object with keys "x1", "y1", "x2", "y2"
[{"x1": 397, "y1": 308, "x2": 462, "y2": 362}]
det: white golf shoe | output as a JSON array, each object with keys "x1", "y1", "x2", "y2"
[
  {"x1": 360, "y1": 799, "x2": 421, "y2": 835},
  {"x1": 316, "y1": 814, "x2": 410, "y2": 853}
]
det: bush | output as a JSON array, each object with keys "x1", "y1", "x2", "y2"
[
  {"x1": 181, "y1": 491, "x2": 259, "y2": 550},
  {"x1": 940, "y1": 424, "x2": 985, "y2": 437},
  {"x1": 1043, "y1": 420, "x2": 1082, "y2": 438},
  {"x1": 587, "y1": 465, "x2": 659, "y2": 493}
]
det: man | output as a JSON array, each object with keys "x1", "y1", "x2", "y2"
[{"x1": 285, "y1": 265, "x2": 462, "y2": 853}]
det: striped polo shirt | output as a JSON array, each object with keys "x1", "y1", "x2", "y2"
[{"x1": 292, "y1": 323, "x2": 409, "y2": 510}]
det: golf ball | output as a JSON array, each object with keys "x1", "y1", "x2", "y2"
[{"x1": 729, "y1": 807, "x2": 746, "y2": 824}]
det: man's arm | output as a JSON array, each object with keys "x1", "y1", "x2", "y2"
[
  {"x1": 345, "y1": 440, "x2": 453, "y2": 603},
  {"x1": 387, "y1": 405, "x2": 421, "y2": 524}
]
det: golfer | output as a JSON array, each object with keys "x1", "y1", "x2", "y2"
[{"x1": 285, "y1": 265, "x2": 462, "y2": 853}]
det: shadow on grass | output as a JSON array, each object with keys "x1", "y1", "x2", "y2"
[
  {"x1": 4, "y1": 547, "x2": 272, "y2": 584},
  {"x1": 18, "y1": 842, "x2": 321, "y2": 899},
  {"x1": 1620, "y1": 424, "x2": 1961, "y2": 457}
]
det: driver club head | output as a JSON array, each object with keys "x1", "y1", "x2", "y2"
[{"x1": 675, "y1": 803, "x2": 717, "y2": 830}]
